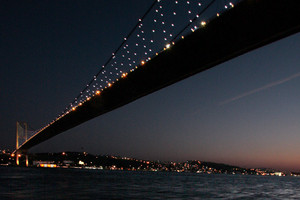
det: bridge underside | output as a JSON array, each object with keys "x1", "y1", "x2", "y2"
[{"x1": 18, "y1": 0, "x2": 300, "y2": 151}]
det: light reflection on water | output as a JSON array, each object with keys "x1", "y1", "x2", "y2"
[{"x1": 1, "y1": 166, "x2": 300, "y2": 199}]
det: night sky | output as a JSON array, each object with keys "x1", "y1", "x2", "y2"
[{"x1": 1, "y1": 1, "x2": 300, "y2": 172}]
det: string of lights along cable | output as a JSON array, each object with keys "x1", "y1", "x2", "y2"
[{"x1": 26, "y1": 0, "x2": 240, "y2": 145}]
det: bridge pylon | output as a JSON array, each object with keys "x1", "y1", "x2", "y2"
[
  {"x1": 16, "y1": 122, "x2": 27, "y2": 149},
  {"x1": 16, "y1": 122, "x2": 29, "y2": 166}
]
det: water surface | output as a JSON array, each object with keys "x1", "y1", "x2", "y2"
[{"x1": 1, "y1": 166, "x2": 299, "y2": 199}]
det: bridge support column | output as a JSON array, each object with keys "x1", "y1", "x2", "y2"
[
  {"x1": 16, "y1": 152, "x2": 20, "y2": 166},
  {"x1": 15, "y1": 150, "x2": 28, "y2": 166},
  {"x1": 26, "y1": 155, "x2": 29, "y2": 167}
]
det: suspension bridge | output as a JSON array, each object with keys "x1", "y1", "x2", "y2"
[{"x1": 14, "y1": 0, "x2": 300, "y2": 165}]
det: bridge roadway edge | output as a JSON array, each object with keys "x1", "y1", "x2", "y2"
[{"x1": 19, "y1": 0, "x2": 300, "y2": 151}]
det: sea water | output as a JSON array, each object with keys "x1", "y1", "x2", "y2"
[{"x1": 1, "y1": 166, "x2": 300, "y2": 199}]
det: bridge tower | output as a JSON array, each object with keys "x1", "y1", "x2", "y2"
[{"x1": 16, "y1": 122, "x2": 29, "y2": 166}]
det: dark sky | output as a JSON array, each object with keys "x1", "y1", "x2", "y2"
[{"x1": 1, "y1": 0, "x2": 300, "y2": 172}]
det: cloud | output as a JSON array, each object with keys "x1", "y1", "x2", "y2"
[{"x1": 219, "y1": 72, "x2": 300, "y2": 105}]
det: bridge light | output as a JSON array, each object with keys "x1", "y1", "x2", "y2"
[
  {"x1": 96, "y1": 90, "x2": 100, "y2": 95},
  {"x1": 108, "y1": 83, "x2": 112, "y2": 87},
  {"x1": 201, "y1": 21, "x2": 206, "y2": 26},
  {"x1": 166, "y1": 44, "x2": 171, "y2": 49},
  {"x1": 141, "y1": 61, "x2": 145, "y2": 65},
  {"x1": 72, "y1": 107, "x2": 76, "y2": 111}
]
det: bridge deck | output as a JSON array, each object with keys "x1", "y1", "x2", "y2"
[{"x1": 18, "y1": 0, "x2": 300, "y2": 151}]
